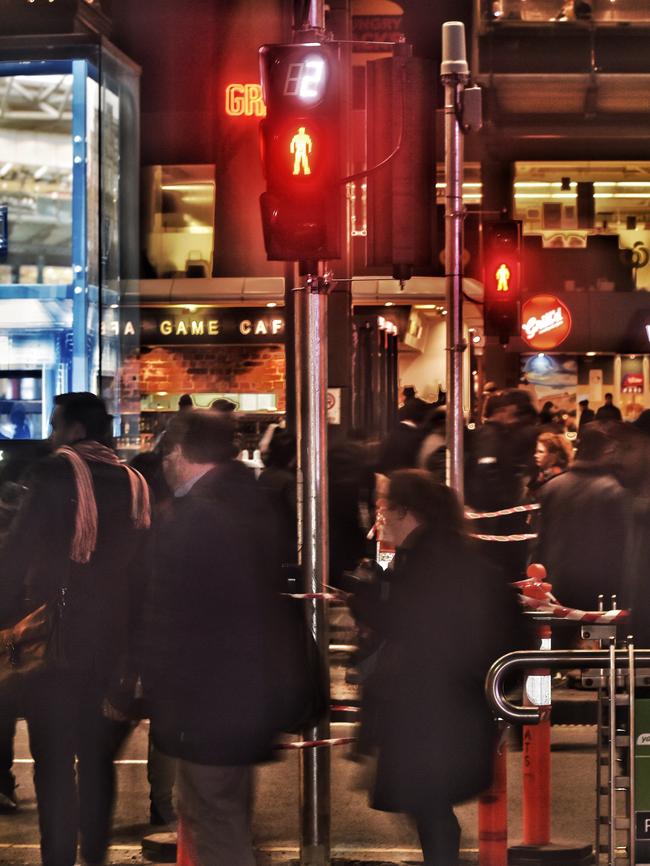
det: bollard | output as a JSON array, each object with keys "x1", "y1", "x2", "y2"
[
  {"x1": 479, "y1": 739, "x2": 508, "y2": 866},
  {"x1": 509, "y1": 564, "x2": 594, "y2": 866},
  {"x1": 522, "y1": 623, "x2": 552, "y2": 846},
  {"x1": 176, "y1": 816, "x2": 197, "y2": 866}
]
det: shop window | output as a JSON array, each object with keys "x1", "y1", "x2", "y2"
[
  {"x1": 0, "y1": 72, "x2": 74, "y2": 285},
  {"x1": 514, "y1": 161, "x2": 650, "y2": 291},
  {"x1": 0, "y1": 370, "x2": 42, "y2": 440},
  {"x1": 483, "y1": 0, "x2": 650, "y2": 23},
  {"x1": 142, "y1": 165, "x2": 216, "y2": 278},
  {"x1": 0, "y1": 51, "x2": 139, "y2": 444}
]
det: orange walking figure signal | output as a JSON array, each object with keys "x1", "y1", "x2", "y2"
[
  {"x1": 495, "y1": 262, "x2": 511, "y2": 292},
  {"x1": 290, "y1": 126, "x2": 312, "y2": 175}
]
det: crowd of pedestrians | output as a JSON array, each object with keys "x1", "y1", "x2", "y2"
[{"x1": 0, "y1": 384, "x2": 645, "y2": 866}]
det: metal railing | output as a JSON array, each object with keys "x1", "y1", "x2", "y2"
[{"x1": 486, "y1": 648, "x2": 650, "y2": 724}]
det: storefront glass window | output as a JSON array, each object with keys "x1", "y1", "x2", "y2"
[
  {"x1": 482, "y1": 0, "x2": 650, "y2": 24},
  {"x1": 514, "y1": 161, "x2": 650, "y2": 291},
  {"x1": 0, "y1": 68, "x2": 74, "y2": 284},
  {"x1": 0, "y1": 48, "x2": 139, "y2": 442}
]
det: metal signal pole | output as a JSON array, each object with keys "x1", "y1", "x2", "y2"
[
  {"x1": 441, "y1": 21, "x2": 470, "y2": 497},
  {"x1": 295, "y1": 3, "x2": 331, "y2": 864}
]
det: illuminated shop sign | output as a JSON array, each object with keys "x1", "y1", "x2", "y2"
[
  {"x1": 622, "y1": 373, "x2": 644, "y2": 394},
  {"x1": 101, "y1": 307, "x2": 285, "y2": 346},
  {"x1": 225, "y1": 83, "x2": 266, "y2": 117},
  {"x1": 521, "y1": 294, "x2": 572, "y2": 351}
]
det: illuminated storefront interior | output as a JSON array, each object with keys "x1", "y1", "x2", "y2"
[{"x1": 0, "y1": 47, "x2": 138, "y2": 441}]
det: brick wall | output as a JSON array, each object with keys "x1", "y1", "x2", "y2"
[{"x1": 122, "y1": 345, "x2": 286, "y2": 410}]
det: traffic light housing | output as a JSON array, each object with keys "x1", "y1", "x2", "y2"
[
  {"x1": 366, "y1": 52, "x2": 435, "y2": 279},
  {"x1": 483, "y1": 219, "x2": 522, "y2": 342},
  {"x1": 259, "y1": 43, "x2": 342, "y2": 262}
]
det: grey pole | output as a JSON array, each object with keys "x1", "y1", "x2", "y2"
[
  {"x1": 295, "y1": 269, "x2": 331, "y2": 866},
  {"x1": 441, "y1": 22, "x2": 469, "y2": 497}
]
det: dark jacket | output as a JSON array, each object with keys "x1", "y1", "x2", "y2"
[
  {"x1": 578, "y1": 407, "x2": 595, "y2": 434},
  {"x1": 360, "y1": 528, "x2": 527, "y2": 814},
  {"x1": 145, "y1": 460, "x2": 308, "y2": 765},
  {"x1": 534, "y1": 461, "x2": 632, "y2": 610},
  {"x1": 595, "y1": 403, "x2": 622, "y2": 422},
  {"x1": 258, "y1": 465, "x2": 297, "y2": 566},
  {"x1": 0, "y1": 451, "x2": 148, "y2": 689}
]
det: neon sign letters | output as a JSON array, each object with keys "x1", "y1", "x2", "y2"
[{"x1": 225, "y1": 83, "x2": 266, "y2": 117}]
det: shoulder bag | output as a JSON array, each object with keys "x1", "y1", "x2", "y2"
[{"x1": 0, "y1": 586, "x2": 67, "y2": 692}]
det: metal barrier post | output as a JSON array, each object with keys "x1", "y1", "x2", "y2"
[
  {"x1": 486, "y1": 648, "x2": 650, "y2": 866},
  {"x1": 479, "y1": 738, "x2": 508, "y2": 866},
  {"x1": 522, "y1": 623, "x2": 552, "y2": 847}
]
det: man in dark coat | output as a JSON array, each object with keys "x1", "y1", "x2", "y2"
[
  {"x1": 0, "y1": 392, "x2": 150, "y2": 866},
  {"x1": 577, "y1": 398, "x2": 595, "y2": 436},
  {"x1": 595, "y1": 392, "x2": 622, "y2": 422},
  {"x1": 145, "y1": 410, "x2": 304, "y2": 866},
  {"x1": 534, "y1": 425, "x2": 632, "y2": 610}
]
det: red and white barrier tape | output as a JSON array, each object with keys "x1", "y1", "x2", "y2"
[
  {"x1": 466, "y1": 503, "x2": 540, "y2": 520},
  {"x1": 520, "y1": 596, "x2": 629, "y2": 623},
  {"x1": 283, "y1": 592, "x2": 339, "y2": 601},
  {"x1": 330, "y1": 704, "x2": 361, "y2": 713},
  {"x1": 472, "y1": 532, "x2": 538, "y2": 542},
  {"x1": 276, "y1": 736, "x2": 356, "y2": 750},
  {"x1": 514, "y1": 576, "x2": 629, "y2": 623}
]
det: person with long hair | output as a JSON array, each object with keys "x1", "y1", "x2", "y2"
[
  {"x1": 353, "y1": 470, "x2": 527, "y2": 866},
  {"x1": 529, "y1": 430, "x2": 573, "y2": 493}
]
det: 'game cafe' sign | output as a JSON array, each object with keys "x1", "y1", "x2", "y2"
[
  {"x1": 101, "y1": 307, "x2": 286, "y2": 346},
  {"x1": 521, "y1": 294, "x2": 572, "y2": 351}
]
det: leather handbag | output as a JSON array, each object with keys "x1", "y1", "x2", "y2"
[{"x1": 0, "y1": 589, "x2": 67, "y2": 692}]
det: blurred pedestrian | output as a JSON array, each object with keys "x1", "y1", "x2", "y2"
[
  {"x1": 144, "y1": 410, "x2": 310, "y2": 866},
  {"x1": 577, "y1": 399, "x2": 595, "y2": 436},
  {"x1": 539, "y1": 400, "x2": 556, "y2": 427},
  {"x1": 595, "y1": 392, "x2": 622, "y2": 422},
  {"x1": 634, "y1": 409, "x2": 650, "y2": 437},
  {"x1": 210, "y1": 397, "x2": 237, "y2": 415},
  {"x1": 528, "y1": 430, "x2": 573, "y2": 495},
  {"x1": 258, "y1": 427, "x2": 297, "y2": 567},
  {"x1": 0, "y1": 478, "x2": 26, "y2": 812},
  {"x1": 534, "y1": 424, "x2": 632, "y2": 610},
  {"x1": 353, "y1": 471, "x2": 527, "y2": 866},
  {"x1": 377, "y1": 399, "x2": 427, "y2": 475},
  {"x1": 128, "y1": 442, "x2": 176, "y2": 827},
  {"x1": 9, "y1": 403, "x2": 30, "y2": 440},
  {"x1": 178, "y1": 394, "x2": 193, "y2": 412},
  {"x1": 329, "y1": 434, "x2": 369, "y2": 587},
  {"x1": 0, "y1": 392, "x2": 150, "y2": 866},
  {"x1": 465, "y1": 389, "x2": 538, "y2": 580},
  {"x1": 417, "y1": 408, "x2": 446, "y2": 481},
  {"x1": 401, "y1": 386, "x2": 428, "y2": 415}
]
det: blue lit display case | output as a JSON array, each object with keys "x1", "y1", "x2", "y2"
[{"x1": 0, "y1": 36, "x2": 139, "y2": 442}]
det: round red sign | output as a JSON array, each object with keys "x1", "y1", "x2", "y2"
[{"x1": 521, "y1": 294, "x2": 572, "y2": 351}]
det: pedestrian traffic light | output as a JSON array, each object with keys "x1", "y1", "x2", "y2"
[
  {"x1": 258, "y1": 43, "x2": 342, "y2": 262},
  {"x1": 483, "y1": 219, "x2": 522, "y2": 342}
]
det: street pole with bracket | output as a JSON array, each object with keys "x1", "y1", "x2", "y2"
[{"x1": 441, "y1": 21, "x2": 482, "y2": 498}]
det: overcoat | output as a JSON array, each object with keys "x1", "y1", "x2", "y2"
[
  {"x1": 145, "y1": 460, "x2": 311, "y2": 765},
  {"x1": 534, "y1": 461, "x2": 632, "y2": 610},
  {"x1": 360, "y1": 528, "x2": 526, "y2": 814}
]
